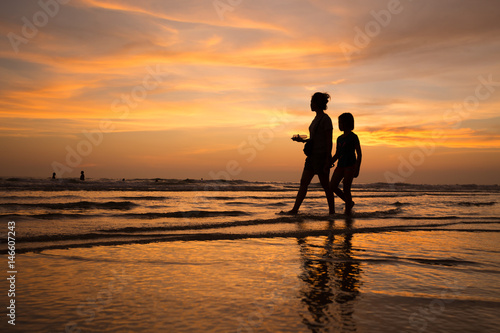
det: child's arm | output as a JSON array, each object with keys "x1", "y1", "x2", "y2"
[
  {"x1": 323, "y1": 128, "x2": 333, "y2": 172},
  {"x1": 354, "y1": 140, "x2": 362, "y2": 178},
  {"x1": 331, "y1": 153, "x2": 339, "y2": 166},
  {"x1": 330, "y1": 139, "x2": 339, "y2": 167},
  {"x1": 330, "y1": 147, "x2": 340, "y2": 167}
]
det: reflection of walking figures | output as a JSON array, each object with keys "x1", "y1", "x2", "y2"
[
  {"x1": 80, "y1": 171, "x2": 85, "y2": 181},
  {"x1": 296, "y1": 218, "x2": 361, "y2": 332}
]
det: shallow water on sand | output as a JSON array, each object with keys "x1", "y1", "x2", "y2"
[
  {"x1": 4, "y1": 229, "x2": 500, "y2": 333},
  {"x1": 0, "y1": 179, "x2": 499, "y2": 332}
]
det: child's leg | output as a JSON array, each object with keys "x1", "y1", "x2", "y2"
[
  {"x1": 343, "y1": 166, "x2": 355, "y2": 212},
  {"x1": 330, "y1": 167, "x2": 347, "y2": 202}
]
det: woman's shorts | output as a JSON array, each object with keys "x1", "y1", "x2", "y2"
[{"x1": 304, "y1": 152, "x2": 330, "y2": 175}]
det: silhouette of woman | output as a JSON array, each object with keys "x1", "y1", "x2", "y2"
[
  {"x1": 80, "y1": 171, "x2": 85, "y2": 181},
  {"x1": 287, "y1": 92, "x2": 335, "y2": 215}
]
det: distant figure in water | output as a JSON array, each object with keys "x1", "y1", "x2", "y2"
[
  {"x1": 330, "y1": 113, "x2": 362, "y2": 214},
  {"x1": 285, "y1": 92, "x2": 335, "y2": 215},
  {"x1": 52, "y1": 172, "x2": 56, "y2": 180},
  {"x1": 80, "y1": 171, "x2": 85, "y2": 181}
]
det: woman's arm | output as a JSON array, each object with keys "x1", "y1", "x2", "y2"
[{"x1": 291, "y1": 134, "x2": 309, "y2": 143}]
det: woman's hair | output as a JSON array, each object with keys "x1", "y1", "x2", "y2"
[
  {"x1": 339, "y1": 112, "x2": 355, "y2": 130},
  {"x1": 311, "y1": 92, "x2": 330, "y2": 110}
]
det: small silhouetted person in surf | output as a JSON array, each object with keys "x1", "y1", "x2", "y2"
[
  {"x1": 80, "y1": 171, "x2": 85, "y2": 181},
  {"x1": 285, "y1": 92, "x2": 335, "y2": 215},
  {"x1": 330, "y1": 113, "x2": 362, "y2": 214},
  {"x1": 52, "y1": 172, "x2": 56, "y2": 179}
]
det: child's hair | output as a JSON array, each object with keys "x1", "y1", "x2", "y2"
[
  {"x1": 311, "y1": 92, "x2": 330, "y2": 110},
  {"x1": 339, "y1": 112, "x2": 354, "y2": 130}
]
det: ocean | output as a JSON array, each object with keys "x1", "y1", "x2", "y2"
[{"x1": 1, "y1": 178, "x2": 499, "y2": 332}]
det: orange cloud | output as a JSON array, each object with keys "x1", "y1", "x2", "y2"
[{"x1": 0, "y1": 0, "x2": 499, "y2": 182}]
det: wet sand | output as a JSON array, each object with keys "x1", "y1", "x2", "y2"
[{"x1": 3, "y1": 229, "x2": 499, "y2": 333}]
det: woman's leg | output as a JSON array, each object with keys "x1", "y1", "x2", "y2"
[
  {"x1": 330, "y1": 167, "x2": 347, "y2": 202},
  {"x1": 318, "y1": 171, "x2": 335, "y2": 214},
  {"x1": 289, "y1": 168, "x2": 315, "y2": 214}
]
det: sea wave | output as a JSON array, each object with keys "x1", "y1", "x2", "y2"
[
  {"x1": 393, "y1": 201, "x2": 411, "y2": 207},
  {"x1": 118, "y1": 196, "x2": 168, "y2": 201},
  {"x1": 313, "y1": 255, "x2": 481, "y2": 267},
  {"x1": 120, "y1": 210, "x2": 251, "y2": 219},
  {"x1": 456, "y1": 201, "x2": 497, "y2": 207},
  {"x1": 1, "y1": 177, "x2": 499, "y2": 193},
  {"x1": 0, "y1": 201, "x2": 138, "y2": 210},
  {"x1": 32, "y1": 213, "x2": 102, "y2": 219},
  {"x1": 6, "y1": 218, "x2": 500, "y2": 254},
  {"x1": 13, "y1": 211, "x2": 486, "y2": 247}
]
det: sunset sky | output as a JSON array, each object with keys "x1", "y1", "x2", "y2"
[{"x1": 1, "y1": 0, "x2": 499, "y2": 184}]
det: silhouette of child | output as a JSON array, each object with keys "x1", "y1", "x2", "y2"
[{"x1": 330, "y1": 113, "x2": 362, "y2": 214}]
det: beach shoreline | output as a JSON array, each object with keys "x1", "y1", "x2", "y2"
[
  {"x1": 2, "y1": 230, "x2": 499, "y2": 332},
  {"x1": 1, "y1": 179, "x2": 499, "y2": 332}
]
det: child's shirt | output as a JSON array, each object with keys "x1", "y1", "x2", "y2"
[{"x1": 336, "y1": 132, "x2": 360, "y2": 167}]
